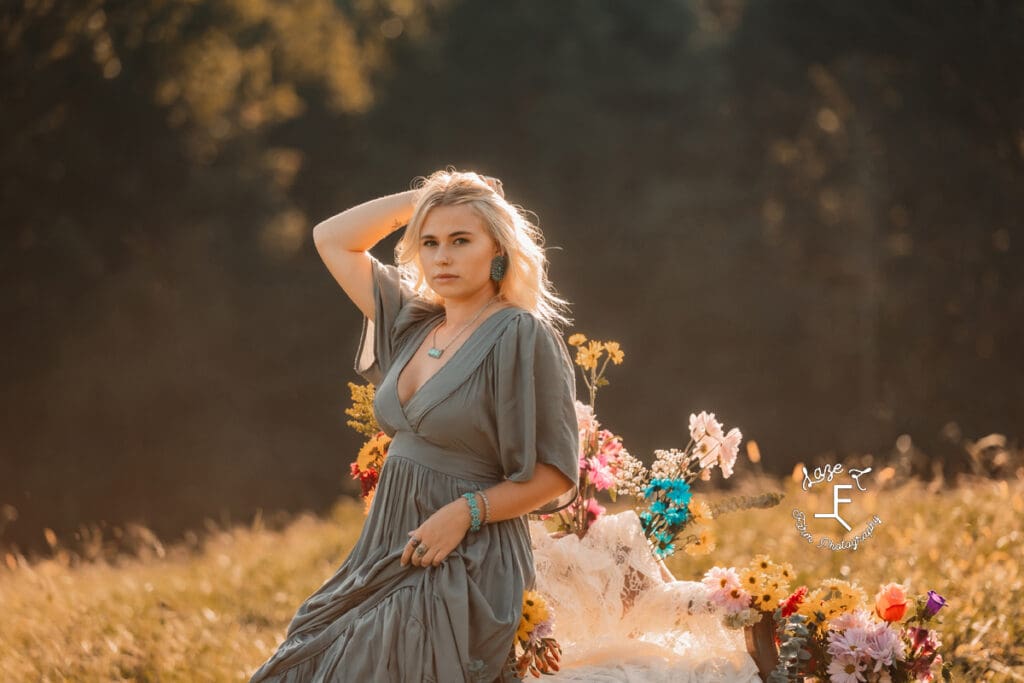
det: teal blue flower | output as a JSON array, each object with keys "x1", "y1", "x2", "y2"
[
  {"x1": 664, "y1": 506, "x2": 689, "y2": 526},
  {"x1": 650, "y1": 500, "x2": 667, "y2": 515},
  {"x1": 653, "y1": 542, "x2": 676, "y2": 558},
  {"x1": 643, "y1": 479, "x2": 666, "y2": 498},
  {"x1": 666, "y1": 480, "x2": 692, "y2": 506}
]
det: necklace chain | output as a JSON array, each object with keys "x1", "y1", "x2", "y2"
[{"x1": 428, "y1": 295, "x2": 501, "y2": 359}]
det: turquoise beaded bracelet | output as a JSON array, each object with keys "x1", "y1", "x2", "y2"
[{"x1": 462, "y1": 492, "x2": 482, "y2": 532}]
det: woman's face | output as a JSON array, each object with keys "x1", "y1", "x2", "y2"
[{"x1": 418, "y1": 203, "x2": 501, "y2": 301}]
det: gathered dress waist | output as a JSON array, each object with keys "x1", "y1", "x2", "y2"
[{"x1": 388, "y1": 430, "x2": 505, "y2": 484}]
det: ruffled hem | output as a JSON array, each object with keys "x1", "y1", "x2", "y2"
[{"x1": 249, "y1": 455, "x2": 530, "y2": 683}]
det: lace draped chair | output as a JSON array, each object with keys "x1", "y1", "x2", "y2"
[{"x1": 527, "y1": 510, "x2": 764, "y2": 682}]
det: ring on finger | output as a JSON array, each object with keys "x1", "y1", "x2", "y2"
[
  {"x1": 409, "y1": 537, "x2": 421, "y2": 548},
  {"x1": 415, "y1": 544, "x2": 428, "y2": 557}
]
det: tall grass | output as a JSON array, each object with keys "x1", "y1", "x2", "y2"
[{"x1": 2, "y1": 476, "x2": 1021, "y2": 681}]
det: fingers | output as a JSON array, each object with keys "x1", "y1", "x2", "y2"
[
  {"x1": 401, "y1": 535, "x2": 450, "y2": 568},
  {"x1": 481, "y1": 175, "x2": 504, "y2": 198}
]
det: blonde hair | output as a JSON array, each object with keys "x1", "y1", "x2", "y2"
[{"x1": 392, "y1": 167, "x2": 573, "y2": 330}]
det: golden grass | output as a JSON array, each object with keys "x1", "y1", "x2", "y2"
[
  {"x1": 660, "y1": 474, "x2": 1024, "y2": 682},
  {"x1": 2, "y1": 477, "x2": 1021, "y2": 681}
]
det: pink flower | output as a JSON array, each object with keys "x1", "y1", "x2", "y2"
[
  {"x1": 587, "y1": 463, "x2": 615, "y2": 491},
  {"x1": 827, "y1": 626, "x2": 870, "y2": 660},
  {"x1": 864, "y1": 622, "x2": 905, "y2": 668},
  {"x1": 906, "y1": 626, "x2": 941, "y2": 656},
  {"x1": 713, "y1": 586, "x2": 752, "y2": 613},
  {"x1": 584, "y1": 497, "x2": 605, "y2": 523},
  {"x1": 829, "y1": 609, "x2": 871, "y2": 632},
  {"x1": 702, "y1": 567, "x2": 750, "y2": 613},
  {"x1": 597, "y1": 431, "x2": 622, "y2": 465}
]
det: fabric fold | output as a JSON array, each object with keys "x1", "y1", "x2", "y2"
[{"x1": 493, "y1": 313, "x2": 580, "y2": 515}]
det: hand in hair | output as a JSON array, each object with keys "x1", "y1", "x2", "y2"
[{"x1": 480, "y1": 175, "x2": 504, "y2": 198}]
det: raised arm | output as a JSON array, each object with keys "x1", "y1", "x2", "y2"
[{"x1": 311, "y1": 189, "x2": 418, "y2": 322}]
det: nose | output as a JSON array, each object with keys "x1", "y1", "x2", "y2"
[{"x1": 434, "y1": 244, "x2": 452, "y2": 264}]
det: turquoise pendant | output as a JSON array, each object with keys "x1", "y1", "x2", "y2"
[{"x1": 427, "y1": 347, "x2": 443, "y2": 358}]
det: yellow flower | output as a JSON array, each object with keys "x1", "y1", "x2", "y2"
[
  {"x1": 575, "y1": 345, "x2": 599, "y2": 370},
  {"x1": 820, "y1": 578, "x2": 866, "y2": 613},
  {"x1": 752, "y1": 590, "x2": 778, "y2": 611},
  {"x1": 798, "y1": 579, "x2": 866, "y2": 626},
  {"x1": 344, "y1": 382, "x2": 381, "y2": 437},
  {"x1": 603, "y1": 341, "x2": 625, "y2": 364},
  {"x1": 356, "y1": 433, "x2": 391, "y2": 471},
  {"x1": 689, "y1": 499, "x2": 714, "y2": 523},
  {"x1": 356, "y1": 440, "x2": 377, "y2": 471},
  {"x1": 518, "y1": 590, "x2": 550, "y2": 642},
  {"x1": 684, "y1": 526, "x2": 716, "y2": 555},
  {"x1": 567, "y1": 333, "x2": 587, "y2": 347},
  {"x1": 740, "y1": 567, "x2": 762, "y2": 592}
]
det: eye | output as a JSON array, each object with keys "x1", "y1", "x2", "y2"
[
  {"x1": 422, "y1": 239, "x2": 437, "y2": 247},
  {"x1": 454, "y1": 237, "x2": 469, "y2": 244}
]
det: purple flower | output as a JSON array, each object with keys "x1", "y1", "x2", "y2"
[{"x1": 924, "y1": 590, "x2": 946, "y2": 617}]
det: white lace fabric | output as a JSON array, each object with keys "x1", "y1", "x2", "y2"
[{"x1": 529, "y1": 510, "x2": 761, "y2": 682}]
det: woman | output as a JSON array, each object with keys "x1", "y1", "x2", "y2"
[{"x1": 249, "y1": 168, "x2": 580, "y2": 682}]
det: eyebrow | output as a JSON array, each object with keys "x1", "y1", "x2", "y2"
[{"x1": 420, "y1": 230, "x2": 474, "y2": 240}]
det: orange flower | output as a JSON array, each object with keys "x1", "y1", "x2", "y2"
[{"x1": 874, "y1": 582, "x2": 908, "y2": 622}]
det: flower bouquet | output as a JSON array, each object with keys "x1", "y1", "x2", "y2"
[
  {"x1": 507, "y1": 590, "x2": 562, "y2": 678},
  {"x1": 702, "y1": 555, "x2": 951, "y2": 682},
  {"x1": 343, "y1": 382, "x2": 391, "y2": 514},
  {"x1": 553, "y1": 334, "x2": 782, "y2": 559}
]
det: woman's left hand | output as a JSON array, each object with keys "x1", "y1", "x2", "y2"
[{"x1": 401, "y1": 499, "x2": 472, "y2": 568}]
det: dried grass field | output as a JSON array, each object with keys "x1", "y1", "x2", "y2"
[{"x1": 2, "y1": 474, "x2": 1021, "y2": 682}]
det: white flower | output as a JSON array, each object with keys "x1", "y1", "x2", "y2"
[
  {"x1": 827, "y1": 654, "x2": 867, "y2": 683},
  {"x1": 702, "y1": 566, "x2": 741, "y2": 592},
  {"x1": 575, "y1": 400, "x2": 598, "y2": 434},
  {"x1": 718, "y1": 427, "x2": 742, "y2": 478},
  {"x1": 650, "y1": 448, "x2": 689, "y2": 479},
  {"x1": 613, "y1": 450, "x2": 648, "y2": 498},
  {"x1": 689, "y1": 411, "x2": 724, "y2": 442},
  {"x1": 694, "y1": 435, "x2": 721, "y2": 470}
]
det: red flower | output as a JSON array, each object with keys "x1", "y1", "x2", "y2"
[
  {"x1": 350, "y1": 462, "x2": 379, "y2": 498},
  {"x1": 780, "y1": 586, "x2": 808, "y2": 617}
]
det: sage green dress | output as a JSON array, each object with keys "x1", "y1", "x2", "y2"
[{"x1": 249, "y1": 256, "x2": 580, "y2": 683}]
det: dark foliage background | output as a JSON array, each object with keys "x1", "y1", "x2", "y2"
[{"x1": 2, "y1": 0, "x2": 1021, "y2": 554}]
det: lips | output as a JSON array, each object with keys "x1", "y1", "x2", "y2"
[{"x1": 435, "y1": 275, "x2": 458, "y2": 281}]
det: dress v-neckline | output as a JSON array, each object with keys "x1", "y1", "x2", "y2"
[{"x1": 394, "y1": 306, "x2": 516, "y2": 413}]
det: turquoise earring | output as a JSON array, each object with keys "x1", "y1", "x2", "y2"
[{"x1": 490, "y1": 254, "x2": 507, "y2": 282}]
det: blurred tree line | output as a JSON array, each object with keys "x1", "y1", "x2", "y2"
[{"x1": 2, "y1": 0, "x2": 1021, "y2": 554}]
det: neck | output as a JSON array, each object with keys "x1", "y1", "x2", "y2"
[{"x1": 441, "y1": 288, "x2": 502, "y2": 328}]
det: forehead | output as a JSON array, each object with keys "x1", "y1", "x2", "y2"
[{"x1": 421, "y1": 204, "x2": 487, "y2": 237}]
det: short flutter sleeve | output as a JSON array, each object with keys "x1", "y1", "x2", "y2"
[
  {"x1": 354, "y1": 255, "x2": 435, "y2": 386},
  {"x1": 494, "y1": 313, "x2": 580, "y2": 515}
]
